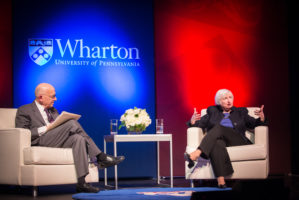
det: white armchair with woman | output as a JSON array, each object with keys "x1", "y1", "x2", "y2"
[{"x1": 185, "y1": 89, "x2": 266, "y2": 188}]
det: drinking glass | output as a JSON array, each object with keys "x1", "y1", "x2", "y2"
[
  {"x1": 110, "y1": 119, "x2": 118, "y2": 135},
  {"x1": 156, "y1": 119, "x2": 164, "y2": 134}
]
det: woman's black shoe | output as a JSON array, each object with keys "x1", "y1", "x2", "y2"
[
  {"x1": 218, "y1": 184, "x2": 227, "y2": 189},
  {"x1": 184, "y1": 152, "x2": 195, "y2": 168}
]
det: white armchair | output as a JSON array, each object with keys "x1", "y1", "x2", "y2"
[
  {"x1": 0, "y1": 108, "x2": 99, "y2": 196},
  {"x1": 185, "y1": 107, "x2": 269, "y2": 186}
]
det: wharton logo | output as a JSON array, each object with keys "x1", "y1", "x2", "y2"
[
  {"x1": 55, "y1": 39, "x2": 140, "y2": 59},
  {"x1": 29, "y1": 39, "x2": 53, "y2": 66},
  {"x1": 28, "y1": 38, "x2": 141, "y2": 66}
]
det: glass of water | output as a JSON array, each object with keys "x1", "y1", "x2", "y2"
[
  {"x1": 110, "y1": 119, "x2": 118, "y2": 135},
  {"x1": 156, "y1": 119, "x2": 164, "y2": 134}
]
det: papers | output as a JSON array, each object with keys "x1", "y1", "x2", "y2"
[{"x1": 46, "y1": 111, "x2": 81, "y2": 132}]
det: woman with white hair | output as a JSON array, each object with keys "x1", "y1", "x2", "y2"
[{"x1": 185, "y1": 89, "x2": 266, "y2": 188}]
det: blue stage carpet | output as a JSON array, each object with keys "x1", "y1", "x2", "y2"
[{"x1": 72, "y1": 187, "x2": 231, "y2": 200}]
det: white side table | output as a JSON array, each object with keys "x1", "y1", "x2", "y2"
[{"x1": 103, "y1": 134, "x2": 173, "y2": 189}]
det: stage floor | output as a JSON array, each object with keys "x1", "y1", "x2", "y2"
[{"x1": 0, "y1": 174, "x2": 298, "y2": 200}]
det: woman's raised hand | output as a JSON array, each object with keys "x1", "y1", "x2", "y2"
[
  {"x1": 191, "y1": 108, "x2": 201, "y2": 125},
  {"x1": 254, "y1": 105, "x2": 265, "y2": 122}
]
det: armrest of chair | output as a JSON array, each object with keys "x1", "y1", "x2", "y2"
[
  {"x1": 186, "y1": 127, "x2": 204, "y2": 153},
  {"x1": 0, "y1": 128, "x2": 31, "y2": 185},
  {"x1": 254, "y1": 126, "x2": 270, "y2": 175},
  {"x1": 254, "y1": 126, "x2": 269, "y2": 146}
]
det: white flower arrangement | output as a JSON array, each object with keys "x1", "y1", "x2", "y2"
[{"x1": 119, "y1": 107, "x2": 152, "y2": 133}]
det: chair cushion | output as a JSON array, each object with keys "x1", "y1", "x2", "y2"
[
  {"x1": 227, "y1": 144, "x2": 267, "y2": 161},
  {"x1": 23, "y1": 146, "x2": 74, "y2": 165}
]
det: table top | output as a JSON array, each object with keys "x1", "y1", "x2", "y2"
[{"x1": 104, "y1": 134, "x2": 172, "y2": 142}]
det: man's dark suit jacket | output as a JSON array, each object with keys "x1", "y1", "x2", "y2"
[
  {"x1": 188, "y1": 105, "x2": 267, "y2": 142},
  {"x1": 15, "y1": 102, "x2": 59, "y2": 145}
]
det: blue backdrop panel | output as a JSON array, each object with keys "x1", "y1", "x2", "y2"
[{"x1": 13, "y1": 0, "x2": 156, "y2": 178}]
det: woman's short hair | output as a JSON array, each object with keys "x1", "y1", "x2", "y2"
[{"x1": 215, "y1": 89, "x2": 234, "y2": 105}]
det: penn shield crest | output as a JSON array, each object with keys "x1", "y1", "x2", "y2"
[{"x1": 28, "y1": 39, "x2": 53, "y2": 66}]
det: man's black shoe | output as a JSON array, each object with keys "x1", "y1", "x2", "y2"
[
  {"x1": 76, "y1": 183, "x2": 100, "y2": 193},
  {"x1": 98, "y1": 155, "x2": 125, "y2": 169}
]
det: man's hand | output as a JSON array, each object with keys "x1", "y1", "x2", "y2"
[
  {"x1": 254, "y1": 105, "x2": 265, "y2": 122},
  {"x1": 45, "y1": 122, "x2": 54, "y2": 132},
  {"x1": 191, "y1": 108, "x2": 201, "y2": 125}
]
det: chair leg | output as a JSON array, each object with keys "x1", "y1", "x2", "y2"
[{"x1": 32, "y1": 186, "x2": 38, "y2": 197}]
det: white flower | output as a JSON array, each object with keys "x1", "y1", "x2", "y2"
[{"x1": 119, "y1": 107, "x2": 152, "y2": 132}]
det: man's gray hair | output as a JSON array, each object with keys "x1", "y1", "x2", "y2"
[{"x1": 215, "y1": 89, "x2": 234, "y2": 105}]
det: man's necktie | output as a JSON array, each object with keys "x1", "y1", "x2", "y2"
[{"x1": 44, "y1": 108, "x2": 54, "y2": 123}]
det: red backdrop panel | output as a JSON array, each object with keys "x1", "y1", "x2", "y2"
[
  {"x1": 155, "y1": 0, "x2": 290, "y2": 176},
  {"x1": 0, "y1": 0, "x2": 12, "y2": 108}
]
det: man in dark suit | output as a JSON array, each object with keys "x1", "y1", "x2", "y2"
[{"x1": 15, "y1": 83, "x2": 125, "y2": 193}]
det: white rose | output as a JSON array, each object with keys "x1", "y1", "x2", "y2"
[
  {"x1": 126, "y1": 109, "x2": 134, "y2": 115},
  {"x1": 133, "y1": 108, "x2": 140, "y2": 115}
]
